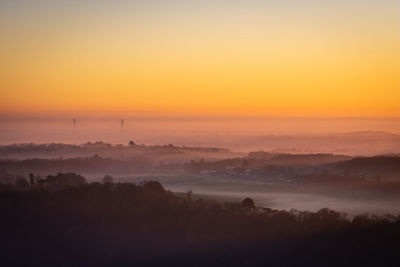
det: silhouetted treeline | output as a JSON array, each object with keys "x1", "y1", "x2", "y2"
[
  {"x1": 0, "y1": 142, "x2": 233, "y2": 164},
  {"x1": 334, "y1": 156, "x2": 400, "y2": 173},
  {"x1": 184, "y1": 155, "x2": 400, "y2": 183},
  {"x1": 0, "y1": 155, "x2": 154, "y2": 175},
  {"x1": 0, "y1": 142, "x2": 228, "y2": 155},
  {"x1": 1, "y1": 175, "x2": 400, "y2": 266},
  {"x1": 185, "y1": 152, "x2": 350, "y2": 172}
]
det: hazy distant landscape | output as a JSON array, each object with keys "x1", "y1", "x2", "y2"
[
  {"x1": 1, "y1": 136, "x2": 399, "y2": 217},
  {"x1": 1, "y1": 0, "x2": 399, "y2": 265},
  {"x1": 1, "y1": 144, "x2": 400, "y2": 265},
  {"x1": 2, "y1": 116, "x2": 400, "y2": 154},
  {"x1": 2, "y1": 118, "x2": 400, "y2": 266}
]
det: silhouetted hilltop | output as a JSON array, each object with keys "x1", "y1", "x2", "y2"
[
  {"x1": 333, "y1": 156, "x2": 400, "y2": 173},
  {"x1": 3, "y1": 153, "x2": 400, "y2": 184},
  {"x1": 0, "y1": 142, "x2": 239, "y2": 162},
  {"x1": 0, "y1": 176, "x2": 399, "y2": 266},
  {"x1": 185, "y1": 152, "x2": 352, "y2": 172},
  {"x1": 248, "y1": 151, "x2": 351, "y2": 165},
  {"x1": 0, "y1": 155, "x2": 153, "y2": 176},
  {"x1": 0, "y1": 141, "x2": 228, "y2": 154}
]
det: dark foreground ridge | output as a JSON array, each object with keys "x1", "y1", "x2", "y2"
[{"x1": 1, "y1": 173, "x2": 400, "y2": 266}]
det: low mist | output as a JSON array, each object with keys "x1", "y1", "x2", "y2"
[{"x1": 1, "y1": 116, "x2": 400, "y2": 155}]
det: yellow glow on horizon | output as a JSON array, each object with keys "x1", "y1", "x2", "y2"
[{"x1": 0, "y1": 1, "x2": 399, "y2": 117}]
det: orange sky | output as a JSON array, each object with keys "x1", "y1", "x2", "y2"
[{"x1": 0, "y1": 0, "x2": 399, "y2": 117}]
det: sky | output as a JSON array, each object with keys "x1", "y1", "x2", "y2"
[{"x1": 0, "y1": 0, "x2": 399, "y2": 117}]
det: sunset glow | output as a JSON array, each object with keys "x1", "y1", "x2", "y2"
[
  {"x1": 2, "y1": 2, "x2": 400, "y2": 265},
  {"x1": 1, "y1": 0, "x2": 399, "y2": 117}
]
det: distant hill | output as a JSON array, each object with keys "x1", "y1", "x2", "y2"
[
  {"x1": 0, "y1": 156, "x2": 153, "y2": 176},
  {"x1": 333, "y1": 156, "x2": 400, "y2": 173},
  {"x1": 0, "y1": 142, "x2": 240, "y2": 162},
  {"x1": 248, "y1": 151, "x2": 351, "y2": 165},
  {"x1": 230, "y1": 131, "x2": 400, "y2": 155}
]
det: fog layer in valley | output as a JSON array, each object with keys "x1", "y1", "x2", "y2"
[
  {"x1": 1, "y1": 138, "x2": 399, "y2": 217},
  {"x1": 105, "y1": 173, "x2": 400, "y2": 217}
]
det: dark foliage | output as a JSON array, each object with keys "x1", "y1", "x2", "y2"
[
  {"x1": 0, "y1": 156, "x2": 153, "y2": 174},
  {"x1": 0, "y1": 177, "x2": 400, "y2": 266}
]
